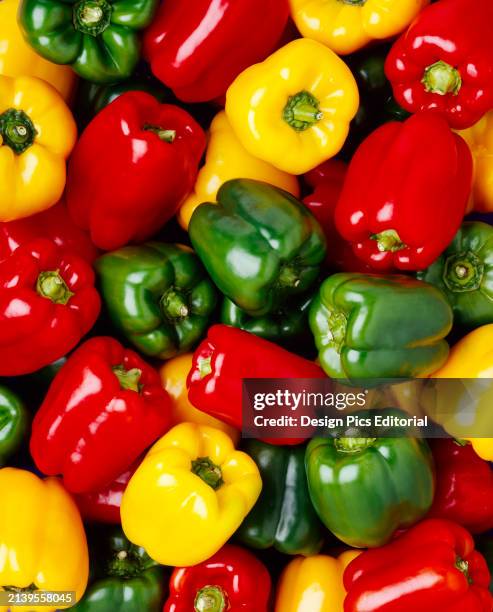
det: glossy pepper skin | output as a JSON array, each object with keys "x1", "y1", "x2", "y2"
[
  {"x1": 189, "y1": 179, "x2": 326, "y2": 317},
  {"x1": 96, "y1": 243, "x2": 217, "y2": 359},
  {"x1": 0, "y1": 0, "x2": 75, "y2": 101},
  {"x1": 178, "y1": 111, "x2": 299, "y2": 230},
  {"x1": 0, "y1": 385, "x2": 28, "y2": 465},
  {"x1": 19, "y1": 0, "x2": 158, "y2": 83},
  {"x1": 460, "y1": 111, "x2": 493, "y2": 213},
  {"x1": 0, "y1": 238, "x2": 100, "y2": 376},
  {"x1": 417, "y1": 222, "x2": 493, "y2": 328},
  {"x1": 275, "y1": 551, "x2": 360, "y2": 612},
  {"x1": 0, "y1": 201, "x2": 97, "y2": 264},
  {"x1": 427, "y1": 439, "x2": 493, "y2": 534},
  {"x1": 67, "y1": 92, "x2": 205, "y2": 251},
  {"x1": 72, "y1": 527, "x2": 165, "y2": 612},
  {"x1": 237, "y1": 440, "x2": 324, "y2": 555},
  {"x1": 385, "y1": 0, "x2": 493, "y2": 129},
  {"x1": 289, "y1": 0, "x2": 428, "y2": 56},
  {"x1": 187, "y1": 325, "x2": 325, "y2": 433},
  {"x1": 164, "y1": 544, "x2": 271, "y2": 612},
  {"x1": 0, "y1": 75, "x2": 77, "y2": 221},
  {"x1": 30, "y1": 336, "x2": 172, "y2": 494},
  {"x1": 143, "y1": 0, "x2": 289, "y2": 103},
  {"x1": 309, "y1": 273, "x2": 453, "y2": 379},
  {"x1": 0, "y1": 468, "x2": 89, "y2": 611},
  {"x1": 335, "y1": 113, "x2": 473, "y2": 271},
  {"x1": 343, "y1": 519, "x2": 493, "y2": 612},
  {"x1": 225, "y1": 39, "x2": 359, "y2": 174},
  {"x1": 121, "y1": 423, "x2": 262, "y2": 567},
  {"x1": 306, "y1": 419, "x2": 435, "y2": 548}
]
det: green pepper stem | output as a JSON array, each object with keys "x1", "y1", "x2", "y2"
[
  {"x1": 0, "y1": 108, "x2": 37, "y2": 155},
  {"x1": 198, "y1": 356, "x2": 212, "y2": 379},
  {"x1": 278, "y1": 264, "x2": 301, "y2": 289},
  {"x1": 191, "y1": 457, "x2": 224, "y2": 490},
  {"x1": 160, "y1": 289, "x2": 189, "y2": 320},
  {"x1": 73, "y1": 0, "x2": 112, "y2": 36},
  {"x1": 444, "y1": 251, "x2": 483, "y2": 292},
  {"x1": 371, "y1": 229, "x2": 406, "y2": 253},
  {"x1": 283, "y1": 91, "x2": 323, "y2": 132},
  {"x1": 422, "y1": 61, "x2": 462, "y2": 96},
  {"x1": 143, "y1": 125, "x2": 176, "y2": 143},
  {"x1": 194, "y1": 585, "x2": 228, "y2": 612},
  {"x1": 36, "y1": 270, "x2": 74, "y2": 305},
  {"x1": 334, "y1": 437, "x2": 377, "y2": 453},
  {"x1": 456, "y1": 556, "x2": 473, "y2": 585},
  {"x1": 113, "y1": 366, "x2": 142, "y2": 393}
]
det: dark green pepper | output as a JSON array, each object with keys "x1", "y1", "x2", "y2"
[
  {"x1": 96, "y1": 243, "x2": 217, "y2": 359},
  {"x1": 236, "y1": 440, "x2": 324, "y2": 555},
  {"x1": 305, "y1": 409, "x2": 435, "y2": 548},
  {"x1": 0, "y1": 385, "x2": 28, "y2": 465},
  {"x1": 19, "y1": 0, "x2": 158, "y2": 83},
  {"x1": 72, "y1": 527, "x2": 165, "y2": 611},
  {"x1": 417, "y1": 222, "x2": 493, "y2": 328},
  {"x1": 189, "y1": 179, "x2": 326, "y2": 317},
  {"x1": 309, "y1": 273, "x2": 453, "y2": 379}
]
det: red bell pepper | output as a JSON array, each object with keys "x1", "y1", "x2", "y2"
[
  {"x1": 0, "y1": 238, "x2": 100, "y2": 376},
  {"x1": 66, "y1": 92, "x2": 205, "y2": 251},
  {"x1": 427, "y1": 440, "x2": 493, "y2": 534},
  {"x1": 187, "y1": 324, "x2": 325, "y2": 443},
  {"x1": 143, "y1": 0, "x2": 289, "y2": 103},
  {"x1": 343, "y1": 519, "x2": 493, "y2": 612},
  {"x1": 30, "y1": 337, "x2": 172, "y2": 494},
  {"x1": 0, "y1": 201, "x2": 98, "y2": 264},
  {"x1": 163, "y1": 544, "x2": 271, "y2": 612},
  {"x1": 385, "y1": 0, "x2": 493, "y2": 129},
  {"x1": 335, "y1": 113, "x2": 472, "y2": 271}
]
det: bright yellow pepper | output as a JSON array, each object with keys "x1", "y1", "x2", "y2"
[
  {"x1": 225, "y1": 39, "x2": 359, "y2": 175},
  {"x1": 178, "y1": 111, "x2": 300, "y2": 229},
  {"x1": 0, "y1": 75, "x2": 77, "y2": 221},
  {"x1": 159, "y1": 353, "x2": 240, "y2": 443},
  {"x1": 121, "y1": 422, "x2": 262, "y2": 566},
  {"x1": 0, "y1": 0, "x2": 76, "y2": 101},
  {"x1": 459, "y1": 110, "x2": 493, "y2": 213},
  {"x1": 289, "y1": 0, "x2": 428, "y2": 56},
  {"x1": 275, "y1": 551, "x2": 360, "y2": 612},
  {"x1": 0, "y1": 468, "x2": 88, "y2": 612}
]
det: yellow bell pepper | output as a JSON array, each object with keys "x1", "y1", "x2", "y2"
[
  {"x1": 0, "y1": 75, "x2": 77, "y2": 221},
  {"x1": 159, "y1": 353, "x2": 240, "y2": 443},
  {"x1": 0, "y1": 468, "x2": 88, "y2": 612},
  {"x1": 121, "y1": 422, "x2": 262, "y2": 566},
  {"x1": 459, "y1": 110, "x2": 493, "y2": 213},
  {"x1": 225, "y1": 39, "x2": 359, "y2": 175},
  {"x1": 0, "y1": 0, "x2": 75, "y2": 101},
  {"x1": 178, "y1": 111, "x2": 300, "y2": 229},
  {"x1": 289, "y1": 0, "x2": 428, "y2": 56},
  {"x1": 275, "y1": 551, "x2": 360, "y2": 612}
]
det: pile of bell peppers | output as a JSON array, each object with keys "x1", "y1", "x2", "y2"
[{"x1": 2, "y1": 0, "x2": 493, "y2": 610}]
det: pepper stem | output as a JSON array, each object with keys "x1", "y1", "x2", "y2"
[
  {"x1": 36, "y1": 270, "x2": 74, "y2": 305},
  {"x1": 371, "y1": 229, "x2": 406, "y2": 253},
  {"x1": 283, "y1": 91, "x2": 323, "y2": 132},
  {"x1": 456, "y1": 556, "x2": 473, "y2": 585},
  {"x1": 198, "y1": 356, "x2": 212, "y2": 379},
  {"x1": 278, "y1": 264, "x2": 301, "y2": 289},
  {"x1": 194, "y1": 585, "x2": 228, "y2": 612},
  {"x1": 422, "y1": 61, "x2": 462, "y2": 96},
  {"x1": 339, "y1": 0, "x2": 367, "y2": 4},
  {"x1": 160, "y1": 289, "x2": 189, "y2": 320},
  {"x1": 0, "y1": 108, "x2": 37, "y2": 155},
  {"x1": 113, "y1": 366, "x2": 142, "y2": 393},
  {"x1": 73, "y1": 0, "x2": 112, "y2": 36},
  {"x1": 444, "y1": 251, "x2": 483, "y2": 292},
  {"x1": 334, "y1": 437, "x2": 377, "y2": 453},
  {"x1": 143, "y1": 124, "x2": 176, "y2": 142},
  {"x1": 191, "y1": 457, "x2": 224, "y2": 490}
]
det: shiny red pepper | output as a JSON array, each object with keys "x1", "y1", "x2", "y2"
[
  {"x1": 427, "y1": 440, "x2": 493, "y2": 534},
  {"x1": 163, "y1": 544, "x2": 271, "y2": 612},
  {"x1": 143, "y1": 0, "x2": 289, "y2": 103},
  {"x1": 30, "y1": 337, "x2": 172, "y2": 494},
  {"x1": 343, "y1": 519, "x2": 493, "y2": 612},
  {"x1": 335, "y1": 113, "x2": 473, "y2": 271},
  {"x1": 0, "y1": 238, "x2": 100, "y2": 376},
  {"x1": 0, "y1": 201, "x2": 98, "y2": 264},
  {"x1": 385, "y1": 0, "x2": 493, "y2": 129},
  {"x1": 66, "y1": 92, "x2": 205, "y2": 250}
]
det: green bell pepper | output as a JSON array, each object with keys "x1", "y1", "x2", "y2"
[
  {"x1": 236, "y1": 440, "x2": 323, "y2": 556},
  {"x1": 0, "y1": 385, "x2": 28, "y2": 465},
  {"x1": 72, "y1": 527, "x2": 164, "y2": 612},
  {"x1": 305, "y1": 409, "x2": 435, "y2": 548},
  {"x1": 417, "y1": 222, "x2": 493, "y2": 328},
  {"x1": 309, "y1": 273, "x2": 453, "y2": 379},
  {"x1": 19, "y1": 0, "x2": 158, "y2": 83},
  {"x1": 96, "y1": 243, "x2": 217, "y2": 359},
  {"x1": 189, "y1": 179, "x2": 326, "y2": 317}
]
